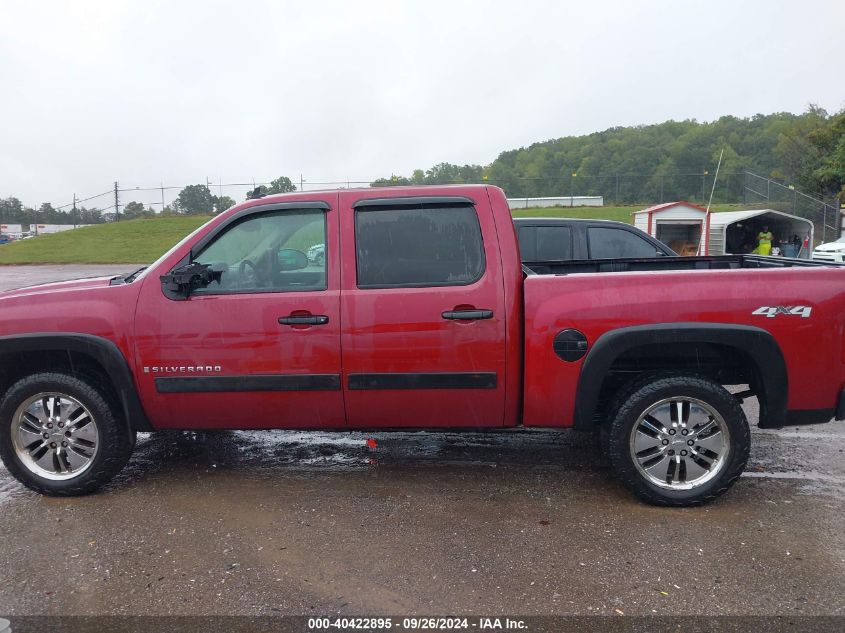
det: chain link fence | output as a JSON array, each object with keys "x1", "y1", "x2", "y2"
[
  {"x1": 12, "y1": 171, "x2": 841, "y2": 244},
  {"x1": 485, "y1": 170, "x2": 841, "y2": 244},
  {"x1": 485, "y1": 171, "x2": 752, "y2": 207},
  {"x1": 743, "y1": 172, "x2": 840, "y2": 245}
]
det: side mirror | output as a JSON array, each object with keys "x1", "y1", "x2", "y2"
[
  {"x1": 160, "y1": 262, "x2": 222, "y2": 297},
  {"x1": 277, "y1": 249, "x2": 308, "y2": 272}
]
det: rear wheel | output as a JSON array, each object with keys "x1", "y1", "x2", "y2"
[
  {"x1": 0, "y1": 373, "x2": 135, "y2": 496},
  {"x1": 604, "y1": 373, "x2": 750, "y2": 506}
]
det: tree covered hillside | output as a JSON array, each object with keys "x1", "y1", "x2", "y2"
[{"x1": 373, "y1": 108, "x2": 845, "y2": 205}]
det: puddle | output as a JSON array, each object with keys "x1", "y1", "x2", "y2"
[
  {"x1": 741, "y1": 470, "x2": 845, "y2": 484},
  {"x1": 741, "y1": 470, "x2": 845, "y2": 500},
  {"x1": 118, "y1": 428, "x2": 603, "y2": 482},
  {"x1": 3, "y1": 426, "x2": 844, "y2": 501},
  {"x1": 0, "y1": 474, "x2": 30, "y2": 505}
]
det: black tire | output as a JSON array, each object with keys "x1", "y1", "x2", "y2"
[
  {"x1": 0, "y1": 373, "x2": 135, "y2": 496},
  {"x1": 604, "y1": 373, "x2": 750, "y2": 507}
]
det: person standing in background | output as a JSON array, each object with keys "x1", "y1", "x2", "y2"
[{"x1": 756, "y1": 225, "x2": 773, "y2": 255}]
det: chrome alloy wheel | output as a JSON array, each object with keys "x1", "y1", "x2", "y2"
[
  {"x1": 629, "y1": 396, "x2": 730, "y2": 490},
  {"x1": 11, "y1": 393, "x2": 99, "y2": 480}
]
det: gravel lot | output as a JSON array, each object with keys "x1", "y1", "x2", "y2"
[{"x1": 1, "y1": 265, "x2": 844, "y2": 618}]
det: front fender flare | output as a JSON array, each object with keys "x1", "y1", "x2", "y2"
[{"x1": 0, "y1": 333, "x2": 153, "y2": 432}]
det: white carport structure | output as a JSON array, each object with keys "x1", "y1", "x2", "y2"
[{"x1": 706, "y1": 209, "x2": 814, "y2": 259}]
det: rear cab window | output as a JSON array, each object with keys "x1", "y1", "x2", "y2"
[{"x1": 355, "y1": 204, "x2": 485, "y2": 288}]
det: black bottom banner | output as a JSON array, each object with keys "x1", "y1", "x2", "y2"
[{"x1": 1, "y1": 616, "x2": 844, "y2": 633}]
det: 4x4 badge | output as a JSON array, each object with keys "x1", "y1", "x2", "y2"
[{"x1": 752, "y1": 305, "x2": 812, "y2": 318}]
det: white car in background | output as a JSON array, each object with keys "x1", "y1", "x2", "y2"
[
  {"x1": 306, "y1": 243, "x2": 325, "y2": 266},
  {"x1": 812, "y1": 236, "x2": 845, "y2": 263}
]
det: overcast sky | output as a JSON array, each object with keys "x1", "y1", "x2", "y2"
[{"x1": 1, "y1": 0, "x2": 843, "y2": 210}]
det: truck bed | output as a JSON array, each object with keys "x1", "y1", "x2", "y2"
[
  {"x1": 524, "y1": 254, "x2": 837, "y2": 276},
  {"x1": 521, "y1": 252, "x2": 845, "y2": 431}
]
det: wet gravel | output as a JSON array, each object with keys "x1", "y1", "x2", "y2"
[
  {"x1": 1, "y1": 406, "x2": 844, "y2": 617},
  {"x1": 0, "y1": 266, "x2": 844, "y2": 617}
]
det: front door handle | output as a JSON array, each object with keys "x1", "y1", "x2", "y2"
[
  {"x1": 441, "y1": 309, "x2": 493, "y2": 321},
  {"x1": 279, "y1": 315, "x2": 329, "y2": 326}
]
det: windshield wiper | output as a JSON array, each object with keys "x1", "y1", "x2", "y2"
[
  {"x1": 110, "y1": 266, "x2": 148, "y2": 285},
  {"x1": 123, "y1": 266, "x2": 148, "y2": 283}
]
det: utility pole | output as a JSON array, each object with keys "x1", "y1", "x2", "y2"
[
  {"x1": 160, "y1": 182, "x2": 165, "y2": 214},
  {"x1": 300, "y1": 174, "x2": 304, "y2": 191},
  {"x1": 72, "y1": 193, "x2": 77, "y2": 228},
  {"x1": 114, "y1": 181, "x2": 120, "y2": 221},
  {"x1": 823, "y1": 204, "x2": 827, "y2": 243}
]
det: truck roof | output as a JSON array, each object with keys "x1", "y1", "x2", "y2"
[
  {"x1": 513, "y1": 217, "x2": 633, "y2": 226},
  {"x1": 254, "y1": 184, "x2": 495, "y2": 204}
]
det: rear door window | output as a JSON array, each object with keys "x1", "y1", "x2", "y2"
[
  {"x1": 517, "y1": 225, "x2": 573, "y2": 261},
  {"x1": 536, "y1": 226, "x2": 572, "y2": 261},
  {"x1": 588, "y1": 227, "x2": 658, "y2": 259},
  {"x1": 355, "y1": 205, "x2": 485, "y2": 288},
  {"x1": 517, "y1": 227, "x2": 536, "y2": 260}
]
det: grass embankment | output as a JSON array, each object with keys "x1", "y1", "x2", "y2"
[
  {"x1": 0, "y1": 216, "x2": 211, "y2": 264},
  {"x1": 0, "y1": 203, "x2": 760, "y2": 265}
]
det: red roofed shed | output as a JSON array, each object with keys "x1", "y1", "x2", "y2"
[{"x1": 633, "y1": 201, "x2": 710, "y2": 256}]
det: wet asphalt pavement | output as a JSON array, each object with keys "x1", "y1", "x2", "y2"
[
  {"x1": 0, "y1": 266, "x2": 844, "y2": 618},
  {"x1": 0, "y1": 264, "x2": 143, "y2": 291}
]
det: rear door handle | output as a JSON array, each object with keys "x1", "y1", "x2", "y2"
[
  {"x1": 441, "y1": 309, "x2": 493, "y2": 321},
  {"x1": 279, "y1": 315, "x2": 329, "y2": 326}
]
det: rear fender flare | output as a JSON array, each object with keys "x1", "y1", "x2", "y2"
[{"x1": 573, "y1": 323, "x2": 787, "y2": 429}]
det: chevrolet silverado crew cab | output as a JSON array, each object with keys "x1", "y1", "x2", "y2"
[{"x1": 1, "y1": 185, "x2": 843, "y2": 506}]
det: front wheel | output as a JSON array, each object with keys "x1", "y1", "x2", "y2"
[
  {"x1": 604, "y1": 373, "x2": 750, "y2": 507},
  {"x1": 0, "y1": 373, "x2": 135, "y2": 496}
]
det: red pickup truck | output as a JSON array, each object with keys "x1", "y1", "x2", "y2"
[{"x1": 1, "y1": 185, "x2": 843, "y2": 505}]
